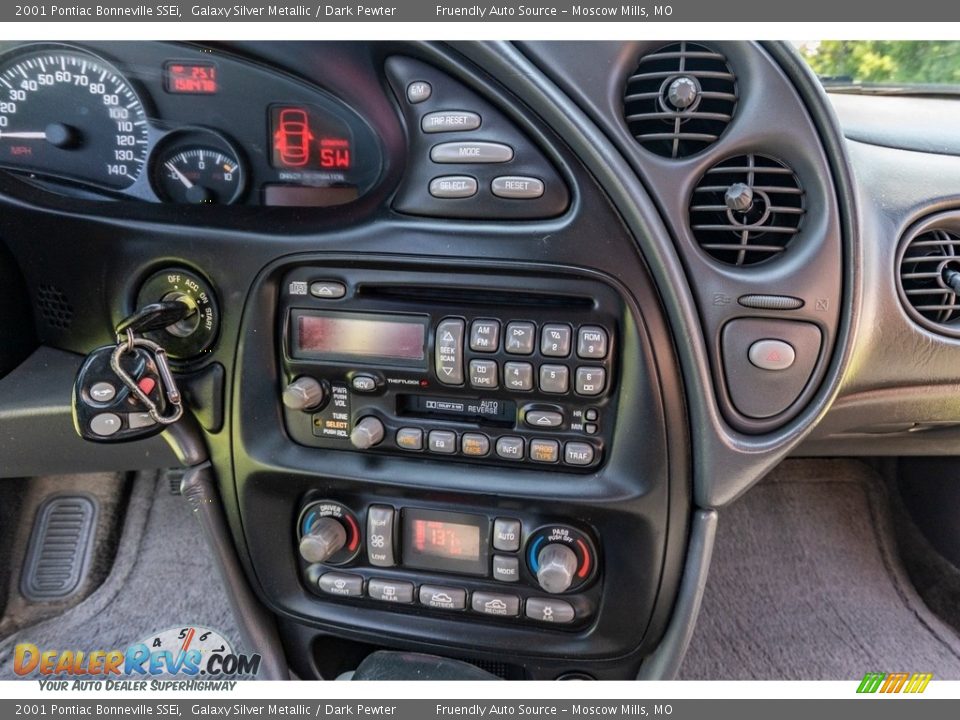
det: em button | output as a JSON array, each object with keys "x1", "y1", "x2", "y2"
[{"x1": 748, "y1": 339, "x2": 797, "y2": 371}]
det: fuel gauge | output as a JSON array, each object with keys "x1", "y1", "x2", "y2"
[{"x1": 151, "y1": 130, "x2": 245, "y2": 204}]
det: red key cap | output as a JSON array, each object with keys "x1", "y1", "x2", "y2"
[{"x1": 137, "y1": 376, "x2": 157, "y2": 396}]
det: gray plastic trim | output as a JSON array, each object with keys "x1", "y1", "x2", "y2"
[{"x1": 636, "y1": 509, "x2": 717, "y2": 680}]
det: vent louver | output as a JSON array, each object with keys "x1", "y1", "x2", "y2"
[
  {"x1": 897, "y1": 228, "x2": 960, "y2": 335},
  {"x1": 623, "y1": 41, "x2": 738, "y2": 159},
  {"x1": 689, "y1": 154, "x2": 805, "y2": 266}
]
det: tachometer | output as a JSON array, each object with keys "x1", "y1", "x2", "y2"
[{"x1": 0, "y1": 47, "x2": 149, "y2": 190}]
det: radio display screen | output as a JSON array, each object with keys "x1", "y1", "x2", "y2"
[
  {"x1": 291, "y1": 311, "x2": 427, "y2": 365},
  {"x1": 401, "y1": 509, "x2": 489, "y2": 576}
]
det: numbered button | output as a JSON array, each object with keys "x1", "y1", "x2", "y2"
[
  {"x1": 541, "y1": 324, "x2": 572, "y2": 357},
  {"x1": 504, "y1": 322, "x2": 536, "y2": 355},
  {"x1": 577, "y1": 326, "x2": 608, "y2": 359},
  {"x1": 539, "y1": 365, "x2": 570, "y2": 394},
  {"x1": 504, "y1": 362, "x2": 534, "y2": 391},
  {"x1": 575, "y1": 367, "x2": 606, "y2": 396}
]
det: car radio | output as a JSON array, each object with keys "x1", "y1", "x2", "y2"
[{"x1": 278, "y1": 266, "x2": 621, "y2": 471}]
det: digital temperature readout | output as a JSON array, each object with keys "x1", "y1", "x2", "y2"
[
  {"x1": 164, "y1": 62, "x2": 218, "y2": 94},
  {"x1": 270, "y1": 105, "x2": 353, "y2": 170},
  {"x1": 401, "y1": 509, "x2": 489, "y2": 576}
]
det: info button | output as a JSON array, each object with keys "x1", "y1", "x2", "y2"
[{"x1": 429, "y1": 176, "x2": 478, "y2": 199}]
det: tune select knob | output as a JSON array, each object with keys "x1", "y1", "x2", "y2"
[
  {"x1": 299, "y1": 516, "x2": 348, "y2": 564},
  {"x1": 350, "y1": 416, "x2": 385, "y2": 449},
  {"x1": 282, "y1": 377, "x2": 327, "y2": 411},
  {"x1": 536, "y1": 543, "x2": 580, "y2": 594}
]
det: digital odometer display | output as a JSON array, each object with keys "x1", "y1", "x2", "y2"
[
  {"x1": 291, "y1": 311, "x2": 427, "y2": 366},
  {"x1": 164, "y1": 62, "x2": 218, "y2": 94},
  {"x1": 402, "y1": 509, "x2": 488, "y2": 576},
  {"x1": 0, "y1": 48, "x2": 148, "y2": 189}
]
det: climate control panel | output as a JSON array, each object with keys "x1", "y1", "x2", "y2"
[
  {"x1": 296, "y1": 499, "x2": 601, "y2": 628},
  {"x1": 279, "y1": 266, "x2": 623, "y2": 472}
]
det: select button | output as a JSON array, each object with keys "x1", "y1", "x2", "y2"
[{"x1": 429, "y1": 176, "x2": 478, "y2": 199}]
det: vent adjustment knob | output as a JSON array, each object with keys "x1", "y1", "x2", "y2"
[
  {"x1": 725, "y1": 182, "x2": 754, "y2": 212},
  {"x1": 667, "y1": 76, "x2": 699, "y2": 110}
]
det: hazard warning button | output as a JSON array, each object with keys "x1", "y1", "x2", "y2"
[{"x1": 747, "y1": 339, "x2": 796, "y2": 371}]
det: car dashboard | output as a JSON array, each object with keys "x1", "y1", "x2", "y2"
[{"x1": 3, "y1": 39, "x2": 956, "y2": 680}]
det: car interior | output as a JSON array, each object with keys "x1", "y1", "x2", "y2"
[{"x1": 2, "y1": 39, "x2": 960, "y2": 681}]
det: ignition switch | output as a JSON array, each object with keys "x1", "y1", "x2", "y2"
[{"x1": 136, "y1": 268, "x2": 220, "y2": 360}]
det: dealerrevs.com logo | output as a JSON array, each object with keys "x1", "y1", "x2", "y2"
[
  {"x1": 12, "y1": 626, "x2": 261, "y2": 689},
  {"x1": 856, "y1": 672, "x2": 933, "y2": 694}
]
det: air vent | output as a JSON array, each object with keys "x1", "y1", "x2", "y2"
[
  {"x1": 689, "y1": 154, "x2": 805, "y2": 266},
  {"x1": 897, "y1": 227, "x2": 960, "y2": 336},
  {"x1": 623, "y1": 41, "x2": 738, "y2": 159}
]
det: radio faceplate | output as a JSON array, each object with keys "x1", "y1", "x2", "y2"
[{"x1": 279, "y1": 267, "x2": 622, "y2": 471}]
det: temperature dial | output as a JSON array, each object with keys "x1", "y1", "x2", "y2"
[
  {"x1": 526, "y1": 525, "x2": 598, "y2": 594},
  {"x1": 297, "y1": 501, "x2": 361, "y2": 566}
]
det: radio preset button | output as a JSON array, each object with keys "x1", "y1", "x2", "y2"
[
  {"x1": 577, "y1": 326, "x2": 608, "y2": 359},
  {"x1": 493, "y1": 518, "x2": 522, "y2": 551},
  {"x1": 541, "y1": 324, "x2": 572, "y2": 357},
  {"x1": 504, "y1": 322, "x2": 536, "y2": 355},
  {"x1": 368, "y1": 578, "x2": 414, "y2": 604},
  {"x1": 366, "y1": 505, "x2": 396, "y2": 567},
  {"x1": 469, "y1": 359, "x2": 498, "y2": 389},
  {"x1": 492, "y1": 555, "x2": 521, "y2": 583},
  {"x1": 461, "y1": 433, "x2": 490, "y2": 456},
  {"x1": 524, "y1": 408, "x2": 563, "y2": 428},
  {"x1": 495, "y1": 436, "x2": 525, "y2": 461},
  {"x1": 575, "y1": 367, "x2": 606, "y2": 396},
  {"x1": 469, "y1": 319, "x2": 500, "y2": 352},
  {"x1": 564, "y1": 442, "x2": 595, "y2": 466},
  {"x1": 530, "y1": 439, "x2": 560, "y2": 463},
  {"x1": 351, "y1": 375, "x2": 377, "y2": 393},
  {"x1": 309, "y1": 281, "x2": 346, "y2": 299},
  {"x1": 396, "y1": 427, "x2": 424, "y2": 451},
  {"x1": 319, "y1": 572, "x2": 364, "y2": 598},
  {"x1": 539, "y1": 365, "x2": 570, "y2": 394},
  {"x1": 435, "y1": 318, "x2": 465, "y2": 385},
  {"x1": 472, "y1": 591, "x2": 520, "y2": 617},
  {"x1": 419, "y1": 585, "x2": 467, "y2": 610},
  {"x1": 428, "y1": 430, "x2": 457, "y2": 454},
  {"x1": 504, "y1": 362, "x2": 534, "y2": 391},
  {"x1": 526, "y1": 597, "x2": 576, "y2": 624}
]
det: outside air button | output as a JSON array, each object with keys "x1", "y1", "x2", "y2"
[{"x1": 748, "y1": 339, "x2": 796, "y2": 371}]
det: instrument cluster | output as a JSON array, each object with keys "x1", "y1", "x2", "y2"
[{"x1": 0, "y1": 42, "x2": 382, "y2": 207}]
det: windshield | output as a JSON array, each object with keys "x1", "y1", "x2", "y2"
[{"x1": 798, "y1": 41, "x2": 960, "y2": 93}]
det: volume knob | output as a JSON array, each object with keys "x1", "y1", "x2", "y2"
[
  {"x1": 299, "y1": 516, "x2": 348, "y2": 564},
  {"x1": 283, "y1": 376, "x2": 326, "y2": 412},
  {"x1": 350, "y1": 416, "x2": 385, "y2": 450},
  {"x1": 536, "y1": 543, "x2": 579, "y2": 594}
]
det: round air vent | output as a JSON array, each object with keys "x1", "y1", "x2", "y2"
[
  {"x1": 689, "y1": 154, "x2": 805, "y2": 266},
  {"x1": 623, "y1": 41, "x2": 738, "y2": 159},
  {"x1": 897, "y1": 227, "x2": 960, "y2": 336}
]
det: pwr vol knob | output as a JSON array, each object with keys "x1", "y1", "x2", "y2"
[{"x1": 297, "y1": 501, "x2": 361, "y2": 566}]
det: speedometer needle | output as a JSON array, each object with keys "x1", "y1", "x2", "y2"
[
  {"x1": 165, "y1": 161, "x2": 194, "y2": 189},
  {"x1": 0, "y1": 130, "x2": 48, "y2": 139}
]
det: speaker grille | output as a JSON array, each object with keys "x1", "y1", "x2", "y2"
[{"x1": 37, "y1": 284, "x2": 73, "y2": 329}]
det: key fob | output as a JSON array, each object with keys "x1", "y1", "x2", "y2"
[{"x1": 72, "y1": 345, "x2": 168, "y2": 442}]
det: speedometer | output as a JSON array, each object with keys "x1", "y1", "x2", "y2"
[{"x1": 0, "y1": 47, "x2": 149, "y2": 190}]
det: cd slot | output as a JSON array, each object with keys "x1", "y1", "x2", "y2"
[{"x1": 357, "y1": 283, "x2": 593, "y2": 309}]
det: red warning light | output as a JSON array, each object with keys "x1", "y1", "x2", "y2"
[{"x1": 273, "y1": 108, "x2": 314, "y2": 168}]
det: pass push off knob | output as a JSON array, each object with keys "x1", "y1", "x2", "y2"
[
  {"x1": 297, "y1": 501, "x2": 361, "y2": 566},
  {"x1": 527, "y1": 525, "x2": 597, "y2": 594}
]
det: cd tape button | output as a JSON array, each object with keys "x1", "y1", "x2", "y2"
[
  {"x1": 435, "y1": 318, "x2": 465, "y2": 385},
  {"x1": 469, "y1": 359, "x2": 498, "y2": 389}
]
